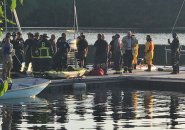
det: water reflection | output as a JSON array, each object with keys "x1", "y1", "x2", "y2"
[
  {"x1": 0, "y1": 84, "x2": 185, "y2": 129},
  {"x1": 1, "y1": 107, "x2": 12, "y2": 130},
  {"x1": 169, "y1": 96, "x2": 179, "y2": 129}
]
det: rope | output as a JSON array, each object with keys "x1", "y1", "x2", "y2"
[{"x1": 171, "y1": 0, "x2": 185, "y2": 33}]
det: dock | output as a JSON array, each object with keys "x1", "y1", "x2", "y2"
[{"x1": 50, "y1": 69, "x2": 185, "y2": 91}]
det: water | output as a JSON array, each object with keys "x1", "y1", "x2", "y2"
[
  {"x1": 1, "y1": 83, "x2": 185, "y2": 130},
  {"x1": 3, "y1": 29, "x2": 185, "y2": 45}
]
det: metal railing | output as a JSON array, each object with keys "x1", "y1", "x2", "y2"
[{"x1": 165, "y1": 46, "x2": 185, "y2": 64}]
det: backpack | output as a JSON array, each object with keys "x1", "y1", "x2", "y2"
[{"x1": 88, "y1": 67, "x2": 104, "y2": 76}]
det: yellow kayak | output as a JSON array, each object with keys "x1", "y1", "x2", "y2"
[{"x1": 45, "y1": 68, "x2": 86, "y2": 79}]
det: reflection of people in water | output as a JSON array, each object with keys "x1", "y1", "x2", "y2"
[
  {"x1": 122, "y1": 91, "x2": 135, "y2": 120},
  {"x1": 168, "y1": 96, "x2": 179, "y2": 129},
  {"x1": 1, "y1": 107, "x2": 12, "y2": 130},
  {"x1": 92, "y1": 87, "x2": 107, "y2": 123},
  {"x1": 74, "y1": 94, "x2": 86, "y2": 116},
  {"x1": 144, "y1": 91, "x2": 153, "y2": 119},
  {"x1": 110, "y1": 86, "x2": 123, "y2": 122},
  {"x1": 132, "y1": 91, "x2": 139, "y2": 119}
]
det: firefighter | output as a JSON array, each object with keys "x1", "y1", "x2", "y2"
[
  {"x1": 132, "y1": 34, "x2": 139, "y2": 69},
  {"x1": 12, "y1": 32, "x2": 24, "y2": 73},
  {"x1": 22, "y1": 33, "x2": 34, "y2": 74},
  {"x1": 54, "y1": 33, "x2": 70, "y2": 71},
  {"x1": 144, "y1": 35, "x2": 154, "y2": 71}
]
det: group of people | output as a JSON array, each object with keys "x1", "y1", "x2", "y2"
[
  {"x1": 93, "y1": 31, "x2": 154, "y2": 75},
  {"x1": 1, "y1": 30, "x2": 180, "y2": 79},
  {"x1": 1, "y1": 31, "x2": 89, "y2": 80}
]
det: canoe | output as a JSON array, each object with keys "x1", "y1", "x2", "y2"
[
  {"x1": 45, "y1": 68, "x2": 86, "y2": 79},
  {"x1": 0, "y1": 77, "x2": 51, "y2": 100}
]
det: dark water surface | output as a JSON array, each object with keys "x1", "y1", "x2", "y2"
[{"x1": 1, "y1": 83, "x2": 185, "y2": 130}]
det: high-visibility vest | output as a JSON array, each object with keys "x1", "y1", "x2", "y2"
[{"x1": 32, "y1": 42, "x2": 52, "y2": 59}]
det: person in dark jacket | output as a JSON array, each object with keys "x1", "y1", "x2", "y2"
[
  {"x1": 108, "y1": 35, "x2": 116, "y2": 68},
  {"x1": 22, "y1": 32, "x2": 34, "y2": 74},
  {"x1": 54, "y1": 33, "x2": 70, "y2": 71},
  {"x1": 12, "y1": 32, "x2": 24, "y2": 73},
  {"x1": 31, "y1": 32, "x2": 41, "y2": 72},
  {"x1": 38, "y1": 34, "x2": 53, "y2": 72},
  {"x1": 77, "y1": 35, "x2": 88, "y2": 68},
  {"x1": 94, "y1": 33, "x2": 108, "y2": 75},
  {"x1": 168, "y1": 32, "x2": 180, "y2": 74},
  {"x1": 49, "y1": 34, "x2": 57, "y2": 55}
]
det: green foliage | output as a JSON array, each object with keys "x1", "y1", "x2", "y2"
[
  {"x1": 0, "y1": 6, "x2": 4, "y2": 18},
  {"x1": 10, "y1": 0, "x2": 16, "y2": 11}
]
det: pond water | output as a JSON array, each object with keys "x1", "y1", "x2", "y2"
[
  {"x1": 1, "y1": 83, "x2": 185, "y2": 130},
  {"x1": 2, "y1": 29, "x2": 185, "y2": 45}
]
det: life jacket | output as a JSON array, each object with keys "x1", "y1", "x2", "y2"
[{"x1": 32, "y1": 41, "x2": 52, "y2": 59}]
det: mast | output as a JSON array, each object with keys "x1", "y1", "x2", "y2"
[
  {"x1": 73, "y1": 0, "x2": 78, "y2": 38},
  {"x1": 13, "y1": 9, "x2": 22, "y2": 33}
]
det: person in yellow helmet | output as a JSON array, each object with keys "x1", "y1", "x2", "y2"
[
  {"x1": 132, "y1": 34, "x2": 139, "y2": 69},
  {"x1": 144, "y1": 35, "x2": 154, "y2": 71}
]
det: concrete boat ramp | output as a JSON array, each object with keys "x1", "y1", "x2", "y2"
[{"x1": 50, "y1": 69, "x2": 185, "y2": 91}]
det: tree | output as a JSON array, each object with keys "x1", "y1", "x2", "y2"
[{"x1": 0, "y1": 0, "x2": 23, "y2": 36}]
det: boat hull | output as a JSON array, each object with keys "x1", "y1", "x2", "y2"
[{"x1": 0, "y1": 78, "x2": 50, "y2": 100}]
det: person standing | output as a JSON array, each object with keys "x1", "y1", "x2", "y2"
[
  {"x1": 2, "y1": 33, "x2": 14, "y2": 80},
  {"x1": 108, "y1": 35, "x2": 116, "y2": 68},
  {"x1": 113, "y1": 34, "x2": 122, "y2": 74},
  {"x1": 49, "y1": 34, "x2": 57, "y2": 55},
  {"x1": 12, "y1": 32, "x2": 24, "y2": 73},
  {"x1": 94, "y1": 33, "x2": 108, "y2": 75},
  {"x1": 122, "y1": 31, "x2": 137, "y2": 73},
  {"x1": 38, "y1": 34, "x2": 53, "y2": 72},
  {"x1": 132, "y1": 34, "x2": 139, "y2": 69},
  {"x1": 22, "y1": 33, "x2": 34, "y2": 74},
  {"x1": 144, "y1": 35, "x2": 154, "y2": 72},
  {"x1": 168, "y1": 32, "x2": 180, "y2": 74},
  {"x1": 76, "y1": 35, "x2": 88, "y2": 68},
  {"x1": 55, "y1": 33, "x2": 70, "y2": 71},
  {"x1": 31, "y1": 32, "x2": 41, "y2": 72}
]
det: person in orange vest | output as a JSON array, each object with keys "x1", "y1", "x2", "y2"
[
  {"x1": 144, "y1": 35, "x2": 154, "y2": 71},
  {"x1": 132, "y1": 34, "x2": 139, "y2": 69}
]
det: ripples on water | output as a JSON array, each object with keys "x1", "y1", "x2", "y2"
[
  {"x1": 3, "y1": 29, "x2": 185, "y2": 45},
  {"x1": 1, "y1": 83, "x2": 185, "y2": 130}
]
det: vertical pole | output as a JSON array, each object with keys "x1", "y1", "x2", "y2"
[
  {"x1": 4, "y1": 0, "x2": 7, "y2": 33},
  {"x1": 165, "y1": 47, "x2": 167, "y2": 65},
  {"x1": 13, "y1": 9, "x2": 22, "y2": 34},
  {"x1": 73, "y1": 0, "x2": 76, "y2": 39}
]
